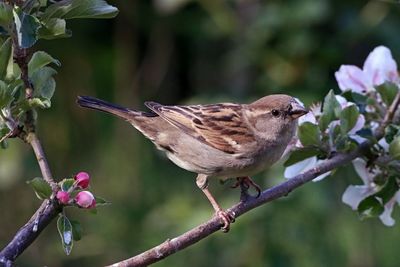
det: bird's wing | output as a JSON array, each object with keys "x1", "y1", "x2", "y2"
[{"x1": 145, "y1": 102, "x2": 256, "y2": 154}]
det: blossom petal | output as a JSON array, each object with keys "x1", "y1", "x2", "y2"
[
  {"x1": 342, "y1": 185, "x2": 372, "y2": 210},
  {"x1": 335, "y1": 65, "x2": 370, "y2": 93},
  {"x1": 298, "y1": 111, "x2": 317, "y2": 125},
  {"x1": 284, "y1": 157, "x2": 317, "y2": 179},
  {"x1": 363, "y1": 46, "x2": 399, "y2": 86},
  {"x1": 379, "y1": 199, "x2": 396, "y2": 226},
  {"x1": 311, "y1": 170, "x2": 331, "y2": 182},
  {"x1": 352, "y1": 158, "x2": 375, "y2": 185},
  {"x1": 349, "y1": 114, "x2": 365, "y2": 134}
]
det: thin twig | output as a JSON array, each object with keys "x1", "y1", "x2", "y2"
[
  {"x1": 26, "y1": 132, "x2": 57, "y2": 190},
  {"x1": 376, "y1": 91, "x2": 400, "y2": 139},
  {"x1": 107, "y1": 144, "x2": 366, "y2": 267}
]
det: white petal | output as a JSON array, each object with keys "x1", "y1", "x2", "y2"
[
  {"x1": 284, "y1": 157, "x2": 317, "y2": 179},
  {"x1": 378, "y1": 138, "x2": 389, "y2": 151},
  {"x1": 351, "y1": 134, "x2": 368, "y2": 144},
  {"x1": 349, "y1": 114, "x2": 365, "y2": 134},
  {"x1": 379, "y1": 200, "x2": 396, "y2": 226},
  {"x1": 363, "y1": 46, "x2": 399, "y2": 86},
  {"x1": 312, "y1": 171, "x2": 331, "y2": 182},
  {"x1": 298, "y1": 111, "x2": 317, "y2": 125},
  {"x1": 342, "y1": 185, "x2": 372, "y2": 210},
  {"x1": 352, "y1": 158, "x2": 373, "y2": 185},
  {"x1": 335, "y1": 65, "x2": 371, "y2": 93}
]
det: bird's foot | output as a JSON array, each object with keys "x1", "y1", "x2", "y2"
[
  {"x1": 217, "y1": 209, "x2": 235, "y2": 233},
  {"x1": 231, "y1": 176, "x2": 262, "y2": 198}
]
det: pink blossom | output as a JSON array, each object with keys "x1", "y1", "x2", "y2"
[
  {"x1": 56, "y1": 191, "x2": 70, "y2": 205},
  {"x1": 74, "y1": 171, "x2": 90, "y2": 189},
  {"x1": 75, "y1": 191, "x2": 96, "y2": 209},
  {"x1": 335, "y1": 46, "x2": 399, "y2": 93}
]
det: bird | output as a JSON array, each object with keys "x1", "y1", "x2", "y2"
[{"x1": 77, "y1": 94, "x2": 307, "y2": 232}]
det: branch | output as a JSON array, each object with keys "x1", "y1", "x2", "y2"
[
  {"x1": 0, "y1": 200, "x2": 61, "y2": 266},
  {"x1": 26, "y1": 133, "x2": 57, "y2": 190},
  {"x1": 107, "y1": 143, "x2": 367, "y2": 267}
]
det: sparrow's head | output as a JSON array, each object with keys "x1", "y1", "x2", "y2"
[{"x1": 245, "y1": 94, "x2": 308, "y2": 138}]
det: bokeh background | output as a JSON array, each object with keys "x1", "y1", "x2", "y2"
[{"x1": 2, "y1": 0, "x2": 400, "y2": 266}]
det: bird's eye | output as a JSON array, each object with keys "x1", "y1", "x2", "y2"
[{"x1": 271, "y1": 109, "x2": 280, "y2": 117}]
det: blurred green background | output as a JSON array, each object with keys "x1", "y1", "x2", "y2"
[{"x1": 2, "y1": 0, "x2": 400, "y2": 266}]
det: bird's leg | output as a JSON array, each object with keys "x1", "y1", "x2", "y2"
[
  {"x1": 196, "y1": 174, "x2": 235, "y2": 232},
  {"x1": 231, "y1": 176, "x2": 262, "y2": 198}
]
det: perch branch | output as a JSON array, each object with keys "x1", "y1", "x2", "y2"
[{"x1": 107, "y1": 143, "x2": 367, "y2": 267}]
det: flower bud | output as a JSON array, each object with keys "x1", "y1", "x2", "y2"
[
  {"x1": 75, "y1": 191, "x2": 96, "y2": 209},
  {"x1": 74, "y1": 171, "x2": 90, "y2": 189},
  {"x1": 56, "y1": 191, "x2": 70, "y2": 205}
]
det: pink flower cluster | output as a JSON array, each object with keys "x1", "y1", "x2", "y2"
[{"x1": 56, "y1": 171, "x2": 96, "y2": 209}]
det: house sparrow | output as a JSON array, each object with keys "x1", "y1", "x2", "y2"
[{"x1": 77, "y1": 95, "x2": 307, "y2": 231}]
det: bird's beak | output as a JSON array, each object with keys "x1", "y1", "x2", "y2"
[{"x1": 289, "y1": 102, "x2": 308, "y2": 119}]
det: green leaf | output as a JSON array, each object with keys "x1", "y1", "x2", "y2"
[
  {"x1": 57, "y1": 214, "x2": 73, "y2": 255},
  {"x1": 339, "y1": 104, "x2": 359, "y2": 134},
  {"x1": 0, "y1": 3, "x2": 12, "y2": 26},
  {"x1": 284, "y1": 147, "x2": 321, "y2": 167},
  {"x1": 37, "y1": 18, "x2": 71, "y2": 40},
  {"x1": 376, "y1": 82, "x2": 399, "y2": 106},
  {"x1": 28, "y1": 97, "x2": 51, "y2": 109},
  {"x1": 28, "y1": 51, "x2": 60, "y2": 74},
  {"x1": 30, "y1": 66, "x2": 57, "y2": 101},
  {"x1": 385, "y1": 124, "x2": 400, "y2": 144},
  {"x1": 357, "y1": 196, "x2": 384, "y2": 220},
  {"x1": 70, "y1": 220, "x2": 82, "y2": 241},
  {"x1": 389, "y1": 136, "x2": 400, "y2": 160},
  {"x1": 61, "y1": 178, "x2": 75, "y2": 191},
  {"x1": 0, "y1": 38, "x2": 12, "y2": 80},
  {"x1": 319, "y1": 90, "x2": 341, "y2": 131},
  {"x1": 95, "y1": 196, "x2": 111, "y2": 206},
  {"x1": 375, "y1": 176, "x2": 399, "y2": 204},
  {"x1": 42, "y1": 0, "x2": 119, "y2": 21},
  {"x1": 298, "y1": 122, "x2": 321, "y2": 146},
  {"x1": 13, "y1": 8, "x2": 41, "y2": 48},
  {"x1": 27, "y1": 177, "x2": 52, "y2": 200},
  {"x1": 0, "y1": 80, "x2": 12, "y2": 108}
]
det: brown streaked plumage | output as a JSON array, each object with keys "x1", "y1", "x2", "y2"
[{"x1": 77, "y1": 94, "x2": 308, "y2": 232}]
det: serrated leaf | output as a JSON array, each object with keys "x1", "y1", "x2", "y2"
[
  {"x1": 70, "y1": 220, "x2": 82, "y2": 241},
  {"x1": 28, "y1": 51, "x2": 60, "y2": 74},
  {"x1": 37, "y1": 18, "x2": 71, "y2": 40},
  {"x1": 30, "y1": 66, "x2": 57, "y2": 101},
  {"x1": 298, "y1": 122, "x2": 321, "y2": 146},
  {"x1": 0, "y1": 80, "x2": 12, "y2": 108},
  {"x1": 0, "y1": 2, "x2": 13, "y2": 27},
  {"x1": 0, "y1": 3, "x2": 12, "y2": 26},
  {"x1": 27, "y1": 177, "x2": 52, "y2": 200},
  {"x1": 61, "y1": 178, "x2": 75, "y2": 191},
  {"x1": 319, "y1": 90, "x2": 341, "y2": 131},
  {"x1": 0, "y1": 38, "x2": 12, "y2": 80},
  {"x1": 42, "y1": 0, "x2": 119, "y2": 21},
  {"x1": 389, "y1": 136, "x2": 400, "y2": 160},
  {"x1": 57, "y1": 214, "x2": 73, "y2": 255},
  {"x1": 340, "y1": 104, "x2": 359, "y2": 134},
  {"x1": 95, "y1": 196, "x2": 111, "y2": 206},
  {"x1": 357, "y1": 196, "x2": 384, "y2": 220},
  {"x1": 284, "y1": 147, "x2": 321, "y2": 167},
  {"x1": 13, "y1": 8, "x2": 41, "y2": 48},
  {"x1": 376, "y1": 82, "x2": 399, "y2": 106}
]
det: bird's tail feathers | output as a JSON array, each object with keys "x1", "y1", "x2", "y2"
[{"x1": 77, "y1": 96, "x2": 155, "y2": 120}]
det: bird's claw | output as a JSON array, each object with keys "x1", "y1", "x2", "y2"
[
  {"x1": 231, "y1": 176, "x2": 262, "y2": 198},
  {"x1": 217, "y1": 209, "x2": 235, "y2": 232}
]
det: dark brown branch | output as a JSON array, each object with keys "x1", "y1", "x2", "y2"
[
  {"x1": 107, "y1": 144, "x2": 367, "y2": 267},
  {"x1": 0, "y1": 200, "x2": 62, "y2": 266},
  {"x1": 376, "y1": 92, "x2": 400, "y2": 139}
]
